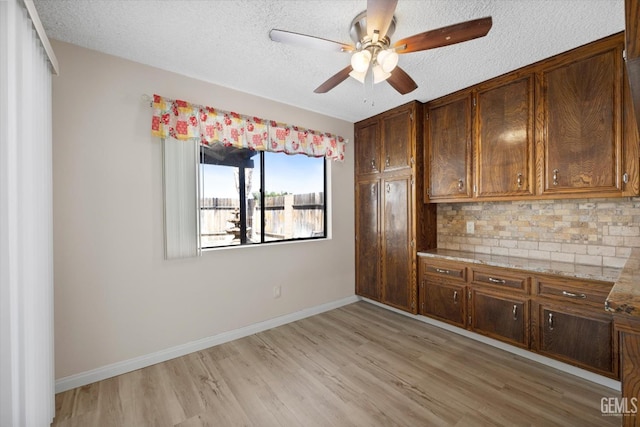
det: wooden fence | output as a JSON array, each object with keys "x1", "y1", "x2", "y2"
[{"x1": 200, "y1": 192, "x2": 324, "y2": 246}]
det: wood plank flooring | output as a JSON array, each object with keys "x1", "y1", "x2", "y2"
[{"x1": 52, "y1": 301, "x2": 620, "y2": 426}]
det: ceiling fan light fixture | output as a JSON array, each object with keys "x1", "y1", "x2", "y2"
[
  {"x1": 350, "y1": 50, "x2": 372, "y2": 73},
  {"x1": 376, "y1": 48, "x2": 399, "y2": 73},
  {"x1": 349, "y1": 69, "x2": 367, "y2": 83},
  {"x1": 372, "y1": 63, "x2": 391, "y2": 84}
]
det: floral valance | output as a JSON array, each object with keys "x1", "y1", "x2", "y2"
[{"x1": 151, "y1": 94, "x2": 346, "y2": 161}]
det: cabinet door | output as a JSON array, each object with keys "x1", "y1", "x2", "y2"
[
  {"x1": 475, "y1": 76, "x2": 535, "y2": 198},
  {"x1": 355, "y1": 179, "x2": 381, "y2": 300},
  {"x1": 423, "y1": 279, "x2": 466, "y2": 327},
  {"x1": 534, "y1": 302, "x2": 615, "y2": 377},
  {"x1": 471, "y1": 290, "x2": 529, "y2": 348},
  {"x1": 381, "y1": 176, "x2": 415, "y2": 312},
  {"x1": 426, "y1": 92, "x2": 473, "y2": 201},
  {"x1": 381, "y1": 105, "x2": 413, "y2": 174},
  {"x1": 540, "y1": 44, "x2": 623, "y2": 196},
  {"x1": 354, "y1": 118, "x2": 380, "y2": 177}
]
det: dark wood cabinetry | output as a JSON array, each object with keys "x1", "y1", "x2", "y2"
[
  {"x1": 626, "y1": 0, "x2": 640, "y2": 133},
  {"x1": 418, "y1": 256, "x2": 617, "y2": 378},
  {"x1": 355, "y1": 102, "x2": 436, "y2": 313},
  {"x1": 423, "y1": 32, "x2": 639, "y2": 203},
  {"x1": 425, "y1": 92, "x2": 473, "y2": 201},
  {"x1": 533, "y1": 301, "x2": 614, "y2": 376},
  {"x1": 539, "y1": 39, "x2": 623, "y2": 196},
  {"x1": 475, "y1": 75, "x2": 535, "y2": 198}
]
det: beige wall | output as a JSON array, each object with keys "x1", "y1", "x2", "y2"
[
  {"x1": 437, "y1": 198, "x2": 640, "y2": 268},
  {"x1": 51, "y1": 41, "x2": 355, "y2": 379}
]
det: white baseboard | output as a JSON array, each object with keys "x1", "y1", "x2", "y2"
[
  {"x1": 54, "y1": 295, "x2": 360, "y2": 393},
  {"x1": 360, "y1": 297, "x2": 621, "y2": 391}
]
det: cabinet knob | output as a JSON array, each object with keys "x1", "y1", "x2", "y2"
[
  {"x1": 385, "y1": 157, "x2": 390, "y2": 167},
  {"x1": 548, "y1": 312, "x2": 554, "y2": 330},
  {"x1": 516, "y1": 172, "x2": 523, "y2": 188},
  {"x1": 386, "y1": 183, "x2": 391, "y2": 193},
  {"x1": 370, "y1": 159, "x2": 376, "y2": 169},
  {"x1": 552, "y1": 169, "x2": 559, "y2": 186},
  {"x1": 457, "y1": 179, "x2": 464, "y2": 192}
]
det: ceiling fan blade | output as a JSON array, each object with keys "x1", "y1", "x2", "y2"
[
  {"x1": 386, "y1": 66, "x2": 418, "y2": 95},
  {"x1": 269, "y1": 29, "x2": 354, "y2": 53},
  {"x1": 367, "y1": 0, "x2": 398, "y2": 39},
  {"x1": 314, "y1": 66, "x2": 353, "y2": 93},
  {"x1": 393, "y1": 16, "x2": 493, "y2": 54}
]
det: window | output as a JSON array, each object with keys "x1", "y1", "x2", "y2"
[{"x1": 199, "y1": 144, "x2": 326, "y2": 248}]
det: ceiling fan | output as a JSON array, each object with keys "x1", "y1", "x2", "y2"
[{"x1": 269, "y1": 0, "x2": 492, "y2": 95}]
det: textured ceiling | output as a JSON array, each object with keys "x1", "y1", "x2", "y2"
[{"x1": 33, "y1": 0, "x2": 624, "y2": 123}]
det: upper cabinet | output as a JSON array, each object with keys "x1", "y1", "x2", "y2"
[
  {"x1": 355, "y1": 104, "x2": 414, "y2": 177},
  {"x1": 425, "y1": 92, "x2": 473, "y2": 201},
  {"x1": 626, "y1": 0, "x2": 640, "y2": 133},
  {"x1": 424, "y1": 32, "x2": 639, "y2": 203},
  {"x1": 538, "y1": 40, "x2": 623, "y2": 196},
  {"x1": 475, "y1": 74, "x2": 535, "y2": 198}
]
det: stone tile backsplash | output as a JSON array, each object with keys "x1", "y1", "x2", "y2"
[{"x1": 436, "y1": 198, "x2": 640, "y2": 268}]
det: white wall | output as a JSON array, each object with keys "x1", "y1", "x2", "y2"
[{"x1": 51, "y1": 40, "x2": 355, "y2": 380}]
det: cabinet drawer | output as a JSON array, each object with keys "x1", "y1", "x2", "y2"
[
  {"x1": 471, "y1": 268, "x2": 529, "y2": 293},
  {"x1": 534, "y1": 276, "x2": 612, "y2": 307},
  {"x1": 422, "y1": 260, "x2": 467, "y2": 281}
]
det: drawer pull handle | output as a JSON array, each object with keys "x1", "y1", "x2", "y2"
[
  {"x1": 385, "y1": 156, "x2": 390, "y2": 167},
  {"x1": 371, "y1": 159, "x2": 376, "y2": 169},
  {"x1": 552, "y1": 169, "x2": 559, "y2": 186},
  {"x1": 516, "y1": 172, "x2": 523, "y2": 188},
  {"x1": 488, "y1": 277, "x2": 506, "y2": 284},
  {"x1": 548, "y1": 312, "x2": 554, "y2": 330},
  {"x1": 512, "y1": 305, "x2": 518, "y2": 320},
  {"x1": 435, "y1": 268, "x2": 451, "y2": 275},
  {"x1": 561, "y1": 290, "x2": 586, "y2": 299},
  {"x1": 457, "y1": 179, "x2": 464, "y2": 191},
  {"x1": 453, "y1": 291, "x2": 458, "y2": 303}
]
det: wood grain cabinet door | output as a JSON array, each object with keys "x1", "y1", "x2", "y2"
[
  {"x1": 426, "y1": 92, "x2": 473, "y2": 201},
  {"x1": 423, "y1": 279, "x2": 466, "y2": 328},
  {"x1": 471, "y1": 290, "x2": 529, "y2": 348},
  {"x1": 534, "y1": 302, "x2": 615, "y2": 377},
  {"x1": 355, "y1": 179, "x2": 381, "y2": 301},
  {"x1": 475, "y1": 76, "x2": 535, "y2": 198},
  {"x1": 540, "y1": 44, "x2": 623, "y2": 196},
  {"x1": 381, "y1": 176, "x2": 415, "y2": 312},
  {"x1": 381, "y1": 106, "x2": 414, "y2": 174},
  {"x1": 354, "y1": 118, "x2": 380, "y2": 177}
]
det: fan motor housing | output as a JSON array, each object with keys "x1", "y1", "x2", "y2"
[{"x1": 349, "y1": 10, "x2": 397, "y2": 49}]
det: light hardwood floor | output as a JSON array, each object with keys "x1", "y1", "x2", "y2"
[{"x1": 53, "y1": 301, "x2": 620, "y2": 426}]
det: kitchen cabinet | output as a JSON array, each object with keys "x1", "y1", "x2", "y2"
[
  {"x1": 419, "y1": 259, "x2": 467, "y2": 327},
  {"x1": 538, "y1": 38, "x2": 623, "y2": 196},
  {"x1": 475, "y1": 74, "x2": 535, "y2": 198},
  {"x1": 532, "y1": 274, "x2": 617, "y2": 378},
  {"x1": 354, "y1": 178, "x2": 381, "y2": 300},
  {"x1": 626, "y1": 0, "x2": 640, "y2": 133},
  {"x1": 471, "y1": 289, "x2": 529, "y2": 348},
  {"x1": 355, "y1": 101, "x2": 437, "y2": 313},
  {"x1": 423, "y1": 32, "x2": 638, "y2": 203},
  {"x1": 424, "y1": 92, "x2": 473, "y2": 201},
  {"x1": 532, "y1": 301, "x2": 615, "y2": 377},
  {"x1": 418, "y1": 255, "x2": 617, "y2": 378}
]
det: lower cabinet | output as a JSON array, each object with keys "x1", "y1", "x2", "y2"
[
  {"x1": 532, "y1": 301, "x2": 616, "y2": 377},
  {"x1": 421, "y1": 279, "x2": 467, "y2": 328},
  {"x1": 418, "y1": 256, "x2": 617, "y2": 379},
  {"x1": 471, "y1": 290, "x2": 529, "y2": 348}
]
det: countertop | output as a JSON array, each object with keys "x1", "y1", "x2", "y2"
[
  {"x1": 417, "y1": 248, "x2": 622, "y2": 283},
  {"x1": 605, "y1": 247, "x2": 640, "y2": 317}
]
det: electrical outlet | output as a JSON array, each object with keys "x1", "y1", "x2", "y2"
[
  {"x1": 273, "y1": 285, "x2": 281, "y2": 299},
  {"x1": 466, "y1": 221, "x2": 475, "y2": 234}
]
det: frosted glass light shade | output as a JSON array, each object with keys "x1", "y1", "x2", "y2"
[
  {"x1": 350, "y1": 50, "x2": 372, "y2": 73},
  {"x1": 377, "y1": 49, "x2": 399, "y2": 73},
  {"x1": 349, "y1": 69, "x2": 367, "y2": 83},
  {"x1": 372, "y1": 64, "x2": 391, "y2": 84}
]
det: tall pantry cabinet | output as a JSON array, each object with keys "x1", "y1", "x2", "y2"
[{"x1": 354, "y1": 101, "x2": 437, "y2": 313}]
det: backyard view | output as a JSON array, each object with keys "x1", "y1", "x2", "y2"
[{"x1": 199, "y1": 151, "x2": 325, "y2": 248}]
